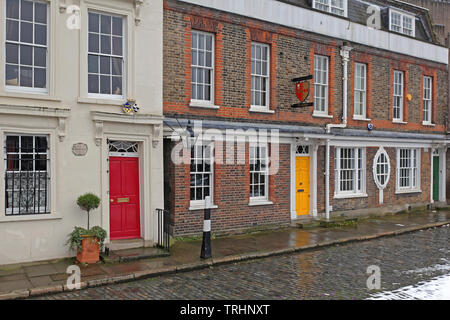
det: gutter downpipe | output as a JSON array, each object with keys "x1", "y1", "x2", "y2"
[{"x1": 324, "y1": 44, "x2": 352, "y2": 220}]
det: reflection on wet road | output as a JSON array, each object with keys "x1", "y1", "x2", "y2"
[{"x1": 34, "y1": 225, "x2": 450, "y2": 300}]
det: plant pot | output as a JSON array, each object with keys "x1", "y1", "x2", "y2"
[{"x1": 76, "y1": 235, "x2": 100, "y2": 264}]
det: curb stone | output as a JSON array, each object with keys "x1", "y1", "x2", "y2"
[
  {"x1": 29, "y1": 285, "x2": 64, "y2": 297},
  {"x1": 0, "y1": 289, "x2": 30, "y2": 300},
  {"x1": 3, "y1": 219, "x2": 450, "y2": 300}
]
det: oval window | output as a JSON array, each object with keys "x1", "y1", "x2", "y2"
[{"x1": 373, "y1": 148, "x2": 390, "y2": 189}]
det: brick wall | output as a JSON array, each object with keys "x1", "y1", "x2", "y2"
[
  {"x1": 163, "y1": 0, "x2": 448, "y2": 134},
  {"x1": 165, "y1": 141, "x2": 291, "y2": 236},
  {"x1": 316, "y1": 146, "x2": 431, "y2": 213}
]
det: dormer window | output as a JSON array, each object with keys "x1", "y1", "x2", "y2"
[
  {"x1": 312, "y1": 0, "x2": 347, "y2": 17},
  {"x1": 390, "y1": 9, "x2": 415, "y2": 37}
]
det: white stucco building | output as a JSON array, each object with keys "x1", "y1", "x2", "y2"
[{"x1": 0, "y1": 0, "x2": 164, "y2": 265}]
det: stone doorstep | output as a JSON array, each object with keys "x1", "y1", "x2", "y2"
[
  {"x1": 101, "y1": 247, "x2": 170, "y2": 264},
  {"x1": 1, "y1": 218, "x2": 449, "y2": 300}
]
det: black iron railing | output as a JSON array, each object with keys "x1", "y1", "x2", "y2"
[{"x1": 156, "y1": 208, "x2": 170, "y2": 252}]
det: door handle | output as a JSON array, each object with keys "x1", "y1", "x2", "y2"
[
  {"x1": 110, "y1": 199, "x2": 114, "y2": 203},
  {"x1": 297, "y1": 189, "x2": 304, "y2": 192}
]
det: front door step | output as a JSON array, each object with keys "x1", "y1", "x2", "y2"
[
  {"x1": 102, "y1": 247, "x2": 170, "y2": 264},
  {"x1": 107, "y1": 238, "x2": 145, "y2": 251}
]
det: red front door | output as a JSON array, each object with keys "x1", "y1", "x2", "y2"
[{"x1": 109, "y1": 156, "x2": 141, "y2": 240}]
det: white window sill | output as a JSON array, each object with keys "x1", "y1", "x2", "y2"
[
  {"x1": 1, "y1": 89, "x2": 61, "y2": 102},
  {"x1": 248, "y1": 199, "x2": 273, "y2": 206},
  {"x1": 395, "y1": 188, "x2": 421, "y2": 195},
  {"x1": 333, "y1": 193, "x2": 368, "y2": 199},
  {"x1": 422, "y1": 121, "x2": 435, "y2": 127},
  {"x1": 188, "y1": 204, "x2": 218, "y2": 211},
  {"x1": 249, "y1": 106, "x2": 274, "y2": 114},
  {"x1": 78, "y1": 96, "x2": 125, "y2": 106},
  {"x1": 189, "y1": 101, "x2": 219, "y2": 109},
  {"x1": 0, "y1": 214, "x2": 62, "y2": 223},
  {"x1": 392, "y1": 119, "x2": 407, "y2": 124},
  {"x1": 353, "y1": 116, "x2": 371, "y2": 122},
  {"x1": 312, "y1": 112, "x2": 333, "y2": 118}
]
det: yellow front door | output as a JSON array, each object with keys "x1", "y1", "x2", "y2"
[{"x1": 296, "y1": 157, "x2": 310, "y2": 216}]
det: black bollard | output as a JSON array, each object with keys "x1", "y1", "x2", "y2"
[{"x1": 200, "y1": 196, "x2": 212, "y2": 259}]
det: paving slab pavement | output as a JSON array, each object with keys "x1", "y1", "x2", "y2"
[{"x1": 0, "y1": 209, "x2": 449, "y2": 300}]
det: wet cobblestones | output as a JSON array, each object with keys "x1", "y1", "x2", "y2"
[{"x1": 34, "y1": 226, "x2": 450, "y2": 300}]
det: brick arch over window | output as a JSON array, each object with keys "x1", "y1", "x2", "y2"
[
  {"x1": 309, "y1": 42, "x2": 337, "y2": 117},
  {"x1": 419, "y1": 65, "x2": 437, "y2": 125},
  {"x1": 245, "y1": 28, "x2": 278, "y2": 111},
  {"x1": 349, "y1": 52, "x2": 373, "y2": 121},
  {"x1": 389, "y1": 61, "x2": 409, "y2": 123},
  {"x1": 183, "y1": 14, "x2": 224, "y2": 107}
]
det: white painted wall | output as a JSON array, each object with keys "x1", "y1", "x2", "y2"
[{"x1": 0, "y1": 0, "x2": 164, "y2": 265}]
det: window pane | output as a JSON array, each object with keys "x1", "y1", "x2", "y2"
[
  {"x1": 88, "y1": 74, "x2": 99, "y2": 93},
  {"x1": 89, "y1": 33, "x2": 99, "y2": 53},
  {"x1": 6, "y1": 20, "x2": 19, "y2": 41},
  {"x1": 34, "y1": 2, "x2": 47, "y2": 24},
  {"x1": 100, "y1": 75, "x2": 111, "y2": 94},
  {"x1": 101, "y1": 35, "x2": 111, "y2": 54},
  {"x1": 6, "y1": 0, "x2": 20, "y2": 19},
  {"x1": 100, "y1": 56, "x2": 111, "y2": 74},
  {"x1": 112, "y1": 57, "x2": 122, "y2": 75},
  {"x1": 6, "y1": 43, "x2": 19, "y2": 64},
  {"x1": 112, "y1": 77, "x2": 122, "y2": 95},
  {"x1": 34, "y1": 46, "x2": 46, "y2": 67},
  {"x1": 20, "y1": 45, "x2": 32, "y2": 65},
  {"x1": 101, "y1": 15, "x2": 111, "y2": 34},
  {"x1": 20, "y1": 66, "x2": 32, "y2": 87},
  {"x1": 35, "y1": 24, "x2": 46, "y2": 45},
  {"x1": 5, "y1": 64, "x2": 19, "y2": 86},
  {"x1": 20, "y1": 22, "x2": 33, "y2": 43},
  {"x1": 112, "y1": 36, "x2": 123, "y2": 56},
  {"x1": 34, "y1": 68, "x2": 46, "y2": 88},
  {"x1": 21, "y1": 0, "x2": 33, "y2": 22},
  {"x1": 112, "y1": 17, "x2": 122, "y2": 36},
  {"x1": 89, "y1": 13, "x2": 99, "y2": 32},
  {"x1": 88, "y1": 54, "x2": 98, "y2": 73}
]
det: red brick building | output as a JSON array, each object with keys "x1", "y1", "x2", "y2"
[{"x1": 162, "y1": 0, "x2": 449, "y2": 237}]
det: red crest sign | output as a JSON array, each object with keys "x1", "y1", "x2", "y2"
[{"x1": 296, "y1": 81, "x2": 310, "y2": 103}]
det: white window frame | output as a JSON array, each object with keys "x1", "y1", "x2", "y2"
[
  {"x1": 249, "y1": 143, "x2": 269, "y2": 203},
  {"x1": 87, "y1": 10, "x2": 126, "y2": 100},
  {"x1": 334, "y1": 147, "x2": 366, "y2": 198},
  {"x1": 190, "y1": 30, "x2": 215, "y2": 108},
  {"x1": 189, "y1": 141, "x2": 214, "y2": 210},
  {"x1": 312, "y1": 0, "x2": 348, "y2": 17},
  {"x1": 393, "y1": 70, "x2": 404, "y2": 122},
  {"x1": 423, "y1": 76, "x2": 432, "y2": 125},
  {"x1": 314, "y1": 55, "x2": 329, "y2": 115},
  {"x1": 354, "y1": 63, "x2": 367, "y2": 119},
  {"x1": 250, "y1": 42, "x2": 270, "y2": 111},
  {"x1": 389, "y1": 9, "x2": 415, "y2": 37},
  {"x1": 4, "y1": 0, "x2": 49, "y2": 94},
  {"x1": 4, "y1": 133, "x2": 50, "y2": 215},
  {"x1": 373, "y1": 147, "x2": 391, "y2": 190},
  {"x1": 396, "y1": 148, "x2": 421, "y2": 193}
]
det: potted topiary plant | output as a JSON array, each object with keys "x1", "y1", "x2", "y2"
[{"x1": 66, "y1": 193, "x2": 106, "y2": 264}]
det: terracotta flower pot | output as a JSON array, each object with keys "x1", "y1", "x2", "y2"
[{"x1": 76, "y1": 235, "x2": 100, "y2": 264}]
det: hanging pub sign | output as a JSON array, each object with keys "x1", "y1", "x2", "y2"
[{"x1": 291, "y1": 75, "x2": 314, "y2": 108}]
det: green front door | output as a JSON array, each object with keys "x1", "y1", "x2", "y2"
[{"x1": 433, "y1": 156, "x2": 440, "y2": 201}]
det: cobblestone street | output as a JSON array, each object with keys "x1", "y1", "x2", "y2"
[{"x1": 33, "y1": 226, "x2": 450, "y2": 300}]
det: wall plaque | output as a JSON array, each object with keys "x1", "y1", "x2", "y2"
[{"x1": 72, "y1": 143, "x2": 88, "y2": 156}]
